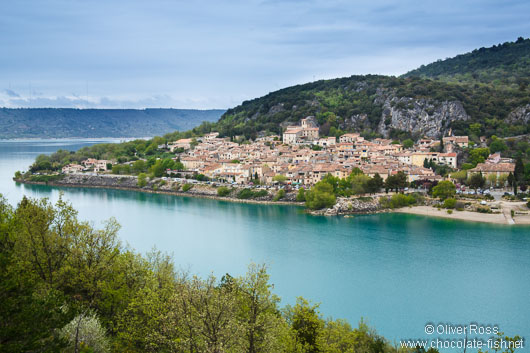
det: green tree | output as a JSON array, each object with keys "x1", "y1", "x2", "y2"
[
  {"x1": 284, "y1": 297, "x2": 323, "y2": 353},
  {"x1": 305, "y1": 181, "x2": 336, "y2": 210},
  {"x1": 468, "y1": 173, "x2": 486, "y2": 190},
  {"x1": 14, "y1": 196, "x2": 78, "y2": 287},
  {"x1": 402, "y1": 138, "x2": 414, "y2": 149},
  {"x1": 365, "y1": 173, "x2": 384, "y2": 194},
  {"x1": 30, "y1": 154, "x2": 53, "y2": 172},
  {"x1": 514, "y1": 157, "x2": 524, "y2": 182},
  {"x1": 174, "y1": 274, "x2": 242, "y2": 353},
  {"x1": 349, "y1": 174, "x2": 371, "y2": 195},
  {"x1": 273, "y1": 175, "x2": 287, "y2": 184},
  {"x1": 112, "y1": 164, "x2": 122, "y2": 175},
  {"x1": 432, "y1": 180, "x2": 456, "y2": 200},
  {"x1": 469, "y1": 148, "x2": 490, "y2": 166},
  {"x1": 0, "y1": 195, "x2": 70, "y2": 352},
  {"x1": 217, "y1": 186, "x2": 231, "y2": 197},
  {"x1": 237, "y1": 264, "x2": 288, "y2": 353},
  {"x1": 296, "y1": 187, "x2": 306, "y2": 202},
  {"x1": 150, "y1": 160, "x2": 166, "y2": 178},
  {"x1": 273, "y1": 189, "x2": 286, "y2": 201},
  {"x1": 450, "y1": 170, "x2": 467, "y2": 183},
  {"x1": 489, "y1": 138, "x2": 507, "y2": 153},
  {"x1": 137, "y1": 173, "x2": 147, "y2": 187},
  {"x1": 487, "y1": 173, "x2": 498, "y2": 187},
  {"x1": 385, "y1": 171, "x2": 408, "y2": 192},
  {"x1": 469, "y1": 123, "x2": 482, "y2": 136},
  {"x1": 132, "y1": 160, "x2": 146, "y2": 174}
]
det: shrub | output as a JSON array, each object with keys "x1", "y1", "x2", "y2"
[
  {"x1": 447, "y1": 209, "x2": 453, "y2": 214},
  {"x1": 217, "y1": 186, "x2": 231, "y2": 197},
  {"x1": 137, "y1": 173, "x2": 147, "y2": 187},
  {"x1": 29, "y1": 174, "x2": 65, "y2": 183},
  {"x1": 237, "y1": 188, "x2": 268, "y2": 199},
  {"x1": 476, "y1": 205, "x2": 491, "y2": 213},
  {"x1": 432, "y1": 181, "x2": 456, "y2": 200},
  {"x1": 273, "y1": 189, "x2": 285, "y2": 201},
  {"x1": 254, "y1": 190, "x2": 268, "y2": 198},
  {"x1": 527, "y1": 201, "x2": 530, "y2": 209},
  {"x1": 296, "y1": 188, "x2": 306, "y2": 202},
  {"x1": 237, "y1": 189, "x2": 253, "y2": 199},
  {"x1": 443, "y1": 198, "x2": 457, "y2": 209},
  {"x1": 305, "y1": 181, "x2": 336, "y2": 210},
  {"x1": 182, "y1": 183, "x2": 193, "y2": 192},
  {"x1": 410, "y1": 192, "x2": 425, "y2": 205},
  {"x1": 391, "y1": 193, "x2": 416, "y2": 208},
  {"x1": 379, "y1": 193, "x2": 416, "y2": 209}
]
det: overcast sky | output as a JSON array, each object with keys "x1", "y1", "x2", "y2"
[{"x1": 1, "y1": 0, "x2": 528, "y2": 109}]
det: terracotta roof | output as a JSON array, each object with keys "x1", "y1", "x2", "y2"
[{"x1": 470, "y1": 163, "x2": 515, "y2": 173}]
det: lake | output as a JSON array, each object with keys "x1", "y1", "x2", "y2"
[{"x1": 1, "y1": 139, "x2": 529, "y2": 348}]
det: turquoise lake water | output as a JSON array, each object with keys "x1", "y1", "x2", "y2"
[{"x1": 1, "y1": 139, "x2": 529, "y2": 348}]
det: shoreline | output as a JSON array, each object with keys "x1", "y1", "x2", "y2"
[
  {"x1": 14, "y1": 178, "x2": 530, "y2": 226},
  {"x1": 14, "y1": 178, "x2": 303, "y2": 207}
]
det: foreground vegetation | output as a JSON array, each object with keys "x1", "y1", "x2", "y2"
[{"x1": 0, "y1": 194, "x2": 408, "y2": 353}]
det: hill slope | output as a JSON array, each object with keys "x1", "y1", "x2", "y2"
[
  {"x1": 192, "y1": 39, "x2": 529, "y2": 140},
  {"x1": 0, "y1": 108, "x2": 225, "y2": 139},
  {"x1": 403, "y1": 37, "x2": 530, "y2": 89}
]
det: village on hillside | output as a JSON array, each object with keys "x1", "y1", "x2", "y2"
[{"x1": 61, "y1": 116, "x2": 515, "y2": 190}]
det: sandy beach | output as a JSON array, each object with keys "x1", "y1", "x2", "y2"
[{"x1": 395, "y1": 202, "x2": 530, "y2": 225}]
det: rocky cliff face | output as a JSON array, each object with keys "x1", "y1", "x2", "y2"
[
  {"x1": 376, "y1": 93, "x2": 469, "y2": 138},
  {"x1": 507, "y1": 104, "x2": 530, "y2": 125}
]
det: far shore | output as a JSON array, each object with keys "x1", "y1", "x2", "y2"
[{"x1": 0, "y1": 137, "x2": 150, "y2": 142}]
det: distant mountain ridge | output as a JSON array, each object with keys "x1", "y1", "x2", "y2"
[
  {"x1": 0, "y1": 108, "x2": 225, "y2": 139},
  {"x1": 190, "y1": 38, "x2": 529, "y2": 140}
]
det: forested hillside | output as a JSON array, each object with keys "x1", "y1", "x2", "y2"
[
  {"x1": 403, "y1": 37, "x2": 530, "y2": 89},
  {"x1": 0, "y1": 108, "x2": 224, "y2": 139},
  {"x1": 190, "y1": 38, "x2": 529, "y2": 141}
]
